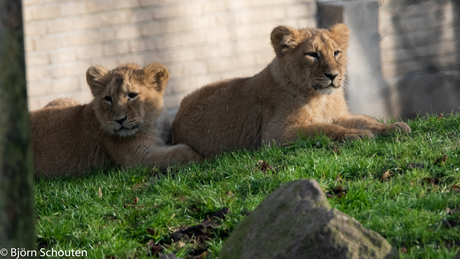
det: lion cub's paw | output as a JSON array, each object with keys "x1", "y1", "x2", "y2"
[
  {"x1": 343, "y1": 129, "x2": 374, "y2": 142},
  {"x1": 393, "y1": 122, "x2": 411, "y2": 133},
  {"x1": 177, "y1": 144, "x2": 204, "y2": 163},
  {"x1": 381, "y1": 122, "x2": 411, "y2": 135}
]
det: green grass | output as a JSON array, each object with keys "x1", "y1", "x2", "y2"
[{"x1": 35, "y1": 113, "x2": 460, "y2": 258}]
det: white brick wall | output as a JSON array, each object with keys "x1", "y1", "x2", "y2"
[{"x1": 23, "y1": 0, "x2": 317, "y2": 110}]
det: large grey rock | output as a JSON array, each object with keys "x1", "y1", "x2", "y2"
[{"x1": 219, "y1": 180, "x2": 398, "y2": 259}]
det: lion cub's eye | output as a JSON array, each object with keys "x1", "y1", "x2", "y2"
[
  {"x1": 334, "y1": 50, "x2": 341, "y2": 58},
  {"x1": 128, "y1": 93, "x2": 138, "y2": 99},
  {"x1": 103, "y1": 96, "x2": 112, "y2": 103},
  {"x1": 305, "y1": 52, "x2": 319, "y2": 59}
]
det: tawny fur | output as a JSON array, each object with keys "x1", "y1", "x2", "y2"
[
  {"x1": 172, "y1": 24, "x2": 411, "y2": 158},
  {"x1": 31, "y1": 63, "x2": 202, "y2": 177}
]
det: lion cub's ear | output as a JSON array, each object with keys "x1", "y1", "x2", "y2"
[
  {"x1": 270, "y1": 25, "x2": 301, "y2": 57},
  {"x1": 329, "y1": 23, "x2": 350, "y2": 51},
  {"x1": 143, "y1": 62, "x2": 170, "y2": 93},
  {"x1": 86, "y1": 65, "x2": 108, "y2": 97}
]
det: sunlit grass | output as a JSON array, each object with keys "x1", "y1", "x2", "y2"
[{"x1": 35, "y1": 113, "x2": 460, "y2": 258}]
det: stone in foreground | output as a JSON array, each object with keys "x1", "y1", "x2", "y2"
[{"x1": 219, "y1": 180, "x2": 398, "y2": 259}]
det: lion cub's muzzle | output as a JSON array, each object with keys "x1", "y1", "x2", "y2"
[
  {"x1": 112, "y1": 115, "x2": 141, "y2": 136},
  {"x1": 314, "y1": 73, "x2": 341, "y2": 89},
  {"x1": 313, "y1": 72, "x2": 342, "y2": 95}
]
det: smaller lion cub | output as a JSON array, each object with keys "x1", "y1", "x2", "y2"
[
  {"x1": 31, "y1": 63, "x2": 202, "y2": 177},
  {"x1": 172, "y1": 24, "x2": 411, "y2": 158}
]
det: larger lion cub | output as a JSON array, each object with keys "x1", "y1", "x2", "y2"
[
  {"x1": 31, "y1": 63, "x2": 202, "y2": 177},
  {"x1": 172, "y1": 24, "x2": 411, "y2": 158}
]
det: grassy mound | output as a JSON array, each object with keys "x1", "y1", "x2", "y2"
[{"x1": 35, "y1": 113, "x2": 460, "y2": 258}]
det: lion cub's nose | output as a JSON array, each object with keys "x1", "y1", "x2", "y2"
[
  {"x1": 114, "y1": 116, "x2": 127, "y2": 125},
  {"x1": 324, "y1": 73, "x2": 338, "y2": 80}
]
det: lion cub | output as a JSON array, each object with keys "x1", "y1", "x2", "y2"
[
  {"x1": 172, "y1": 24, "x2": 411, "y2": 158},
  {"x1": 31, "y1": 63, "x2": 202, "y2": 177}
]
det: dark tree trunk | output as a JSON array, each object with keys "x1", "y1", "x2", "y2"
[{"x1": 0, "y1": 0, "x2": 35, "y2": 250}]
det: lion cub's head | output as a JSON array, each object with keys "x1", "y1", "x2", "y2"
[
  {"x1": 271, "y1": 23, "x2": 349, "y2": 95},
  {"x1": 86, "y1": 63, "x2": 169, "y2": 137}
]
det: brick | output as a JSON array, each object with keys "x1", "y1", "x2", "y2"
[
  {"x1": 193, "y1": 43, "x2": 235, "y2": 60},
  {"x1": 50, "y1": 65, "x2": 67, "y2": 79},
  {"x1": 85, "y1": 0, "x2": 114, "y2": 13},
  {"x1": 27, "y1": 66, "x2": 50, "y2": 81},
  {"x1": 65, "y1": 29, "x2": 117, "y2": 46},
  {"x1": 28, "y1": 98, "x2": 42, "y2": 111},
  {"x1": 50, "y1": 49, "x2": 78, "y2": 63},
  {"x1": 207, "y1": 56, "x2": 240, "y2": 73},
  {"x1": 26, "y1": 52, "x2": 50, "y2": 66},
  {"x1": 234, "y1": 23, "x2": 273, "y2": 38},
  {"x1": 64, "y1": 62, "x2": 91, "y2": 77},
  {"x1": 104, "y1": 41, "x2": 131, "y2": 56},
  {"x1": 219, "y1": 65, "x2": 262, "y2": 79},
  {"x1": 205, "y1": 28, "x2": 231, "y2": 43},
  {"x1": 285, "y1": 3, "x2": 316, "y2": 18},
  {"x1": 127, "y1": 8, "x2": 154, "y2": 22},
  {"x1": 295, "y1": 17, "x2": 316, "y2": 28},
  {"x1": 215, "y1": 13, "x2": 238, "y2": 26},
  {"x1": 47, "y1": 18, "x2": 76, "y2": 33},
  {"x1": 77, "y1": 44, "x2": 104, "y2": 60},
  {"x1": 168, "y1": 62, "x2": 208, "y2": 77},
  {"x1": 73, "y1": 89, "x2": 93, "y2": 104},
  {"x1": 227, "y1": 1, "x2": 251, "y2": 10},
  {"x1": 60, "y1": 2, "x2": 87, "y2": 16},
  {"x1": 74, "y1": 12, "x2": 129, "y2": 30},
  {"x1": 29, "y1": 5, "x2": 61, "y2": 20},
  {"x1": 130, "y1": 38, "x2": 157, "y2": 52},
  {"x1": 52, "y1": 78, "x2": 80, "y2": 93},
  {"x1": 141, "y1": 22, "x2": 165, "y2": 36},
  {"x1": 115, "y1": 0, "x2": 140, "y2": 9},
  {"x1": 23, "y1": 0, "x2": 45, "y2": 6},
  {"x1": 140, "y1": 0, "x2": 187, "y2": 7},
  {"x1": 203, "y1": 1, "x2": 227, "y2": 13},
  {"x1": 35, "y1": 36, "x2": 65, "y2": 50},
  {"x1": 158, "y1": 48, "x2": 195, "y2": 63},
  {"x1": 27, "y1": 81, "x2": 52, "y2": 97},
  {"x1": 116, "y1": 25, "x2": 142, "y2": 40},
  {"x1": 25, "y1": 38, "x2": 35, "y2": 51},
  {"x1": 23, "y1": 8, "x2": 34, "y2": 22},
  {"x1": 255, "y1": 51, "x2": 275, "y2": 65},
  {"x1": 234, "y1": 37, "x2": 270, "y2": 53},
  {"x1": 152, "y1": 3, "x2": 202, "y2": 19},
  {"x1": 116, "y1": 54, "x2": 145, "y2": 66},
  {"x1": 24, "y1": 21, "x2": 48, "y2": 36}
]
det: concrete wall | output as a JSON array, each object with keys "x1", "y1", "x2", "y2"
[
  {"x1": 379, "y1": 0, "x2": 460, "y2": 118},
  {"x1": 23, "y1": 0, "x2": 317, "y2": 113}
]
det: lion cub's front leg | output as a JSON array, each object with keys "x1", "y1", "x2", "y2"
[
  {"x1": 336, "y1": 115, "x2": 411, "y2": 136},
  {"x1": 298, "y1": 123, "x2": 375, "y2": 142},
  {"x1": 109, "y1": 142, "x2": 203, "y2": 170}
]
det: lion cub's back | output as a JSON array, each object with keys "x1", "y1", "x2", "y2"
[
  {"x1": 31, "y1": 104, "x2": 111, "y2": 177},
  {"x1": 172, "y1": 78, "x2": 263, "y2": 158}
]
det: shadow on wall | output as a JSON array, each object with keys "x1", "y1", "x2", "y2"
[{"x1": 391, "y1": 0, "x2": 460, "y2": 119}]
